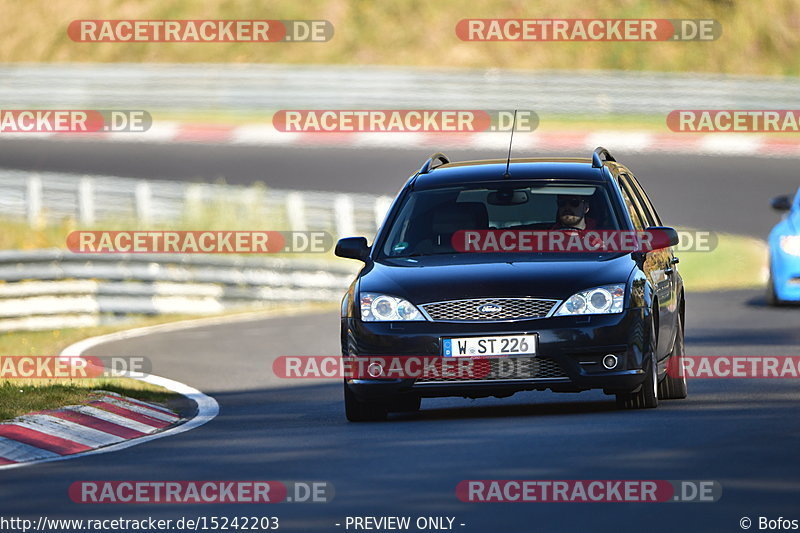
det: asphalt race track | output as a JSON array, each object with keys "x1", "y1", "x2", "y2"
[{"x1": 2, "y1": 141, "x2": 800, "y2": 533}]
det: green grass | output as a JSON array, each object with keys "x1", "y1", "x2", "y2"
[
  {"x1": 0, "y1": 382, "x2": 176, "y2": 421},
  {"x1": 1, "y1": 0, "x2": 799, "y2": 76},
  {"x1": 0, "y1": 315, "x2": 200, "y2": 420},
  {"x1": 677, "y1": 232, "x2": 767, "y2": 291},
  {"x1": 0, "y1": 383, "x2": 96, "y2": 420}
]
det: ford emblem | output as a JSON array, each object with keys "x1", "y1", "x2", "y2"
[{"x1": 477, "y1": 303, "x2": 502, "y2": 314}]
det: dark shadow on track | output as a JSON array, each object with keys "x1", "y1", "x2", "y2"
[{"x1": 746, "y1": 293, "x2": 800, "y2": 309}]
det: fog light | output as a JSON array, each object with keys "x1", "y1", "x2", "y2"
[
  {"x1": 367, "y1": 362, "x2": 384, "y2": 378},
  {"x1": 602, "y1": 354, "x2": 618, "y2": 370}
]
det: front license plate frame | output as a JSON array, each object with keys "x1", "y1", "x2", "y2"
[{"x1": 442, "y1": 334, "x2": 538, "y2": 357}]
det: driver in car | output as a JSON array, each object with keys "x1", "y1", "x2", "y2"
[{"x1": 551, "y1": 194, "x2": 596, "y2": 231}]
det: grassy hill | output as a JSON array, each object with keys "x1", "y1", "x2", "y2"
[{"x1": 0, "y1": 0, "x2": 798, "y2": 76}]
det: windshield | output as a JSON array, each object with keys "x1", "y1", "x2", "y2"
[{"x1": 379, "y1": 182, "x2": 623, "y2": 258}]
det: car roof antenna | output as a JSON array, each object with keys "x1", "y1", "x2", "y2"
[{"x1": 503, "y1": 109, "x2": 518, "y2": 179}]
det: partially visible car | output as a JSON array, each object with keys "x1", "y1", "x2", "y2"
[{"x1": 768, "y1": 187, "x2": 800, "y2": 305}]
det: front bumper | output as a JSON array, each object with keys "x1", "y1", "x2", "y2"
[
  {"x1": 773, "y1": 250, "x2": 800, "y2": 301},
  {"x1": 344, "y1": 307, "x2": 652, "y2": 400}
]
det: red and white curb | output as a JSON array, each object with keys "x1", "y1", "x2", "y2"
[
  {"x1": 0, "y1": 317, "x2": 228, "y2": 470},
  {"x1": 0, "y1": 391, "x2": 181, "y2": 467},
  {"x1": 6, "y1": 123, "x2": 800, "y2": 158}
]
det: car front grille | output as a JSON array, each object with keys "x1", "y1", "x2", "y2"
[
  {"x1": 414, "y1": 357, "x2": 567, "y2": 384},
  {"x1": 420, "y1": 298, "x2": 558, "y2": 322}
]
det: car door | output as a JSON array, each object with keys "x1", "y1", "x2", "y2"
[
  {"x1": 625, "y1": 173, "x2": 681, "y2": 348},
  {"x1": 616, "y1": 175, "x2": 674, "y2": 361}
]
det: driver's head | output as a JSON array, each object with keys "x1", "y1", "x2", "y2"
[{"x1": 556, "y1": 195, "x2": 590, "y2": 228}]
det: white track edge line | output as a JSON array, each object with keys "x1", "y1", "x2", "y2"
[
  {"x1": 60, "y1": 305, "x2": 326, "y2": 356},
  {"x1": 0, "y1": 370, "x2": 218, "y2": 470},
  {"x1": 0, "y1": 305, "x2": 327, "y2": 470}
]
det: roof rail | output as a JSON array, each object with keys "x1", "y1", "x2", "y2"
[
  {"x1": 419, "y1": 152, "x2": 450, "y2": 174},
  {"x1": 591, "y1": 146, "x2": 616, "y2": 168}
]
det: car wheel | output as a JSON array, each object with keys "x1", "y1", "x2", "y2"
[
  {"x1": 658, "y1": 313, "x2": 688, "y2": 400},
  {"x1": 388, "y1": 395, "x2": 421, "y2": 413},
  {"x1": 343, "y1": 381, "x2": 388, "y2": 422},
  {"x1": 766, "y1": 268, "x2": 782, "y2": 306},
  {"x1": 616, "y1": 313, "x2": 659, "y2": 410}
]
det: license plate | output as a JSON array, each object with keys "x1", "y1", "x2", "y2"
[{"x1": 442, "y1": 335, "x2": 537, "y2": 357}]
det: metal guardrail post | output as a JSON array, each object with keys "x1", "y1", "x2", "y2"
[
  {"x1": 4, "y1": 170, "x2": 388, "y2": 234},
  {"x1": 242, "y1": 185, "x2": 260, "y2": 216},
  {"x1": 334, "y1": 194, "x2": 355, "y2": 238},
  {"x1": 184, "y1": 183, "x2": 204, "y2": 220},
  {"x1": 286, "y1": 192, "x2": 307, "y2": 231},
  {"x1": 26, "y1": 174, "x2": 42, "y2": 228},
  {"x1": 78, "y1": 176, "x2": 95, "y2": 225},
  {"x1": 135, "y1": 181, "x2": 152, "y2": 225}
]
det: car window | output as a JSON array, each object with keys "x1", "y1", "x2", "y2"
[
  {"x1": 625, "y1": 173, "x2": 663, "y2": 226},
  {"x1": 620, "y1": 175, "x2": 655, "y2": 228},
  {"x1": 617, "y1": 179, "x2": 646, "y2": 231},
  {"x1": 380, "y1": 182, "x2": 621, "y2": 257}
]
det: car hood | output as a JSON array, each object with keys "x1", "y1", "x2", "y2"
[
  {"x1": 770, "y1": 209, "x2": 800, "y2": 240},
  {"x1": 359, "y1": 254, "x2": 637, "y2": 303}
]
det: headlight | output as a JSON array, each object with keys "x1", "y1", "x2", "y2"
[
  {"x1": 780, "y1": 236, "x2": 800, "y2": 256},
  {"x1": 555, "y1": 284, "x2": 625, "y2": 316},
  {"x1": 360, "y1": 293, "x2": 425, "y2": 321}
]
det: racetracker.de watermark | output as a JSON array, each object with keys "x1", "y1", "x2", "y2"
[
  {"x1": 456, "y1": 19, "x2": 721, "y2": 41},
  {"x1": 668, "y1": 110, "x2": 800, "y2": 132},
  {"x1": 272, "y1": 110, "x2": 538, "y2": 133},
  {"x1": 66, "y1": 231, "x2": 332, "y2": 254},
  {"x1": 0, "y1": 356, "x2": 150, "y2": 379},
  {"x1": 452, "y1": 229, "x2": 717, "y2": 253},
  {"x1": 0, "y1": 110, "x2": 151, "y2": 133},
  {"x1": 69, "y1": 481, "x2": 334, "y2": 503},
  {"x1": 457, "y1": 480, "x2": 721, "y2": 502},
  {"x1": 68, "y1": 20, "x2": 333, "y2": 42},
  {"x1": 273, "y1": 356, "x2": 548, "y2": 380},
  {"x1": 668, "y1": 356, "x2": 800, "y2": 378}
]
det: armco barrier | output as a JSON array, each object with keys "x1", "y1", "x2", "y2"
[
  {"x1": 0, "y1": 170, "x2": 381, "y2": 332},
  {"x1": 0, "y1": 249, "x2": 357, "y2": 331},
  {"x1": 0, "y1": 170, "x2": 393, "y2": 236},
  {"x1": 0, "y1": 64, "x2": 798, "y2": 115}
]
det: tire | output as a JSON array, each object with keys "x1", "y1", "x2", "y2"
[
  {"x1": 616, "y1": 313, "x2": 659, "y2": 410},
  {"x1": 344, "y1": 381, "x2": 388, "y2": 422},
  {"x1": 766, "y1": 268, "x2": 782, "y2": 306},
  {"x1": 658, "y1": 314, "x2": 688, "y2": 400}
]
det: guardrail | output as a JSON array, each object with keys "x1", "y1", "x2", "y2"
[
  {"x1": 0, "y1": 170, "x2": 384, "y2": 331},
  {"x1": 0, "y1": 169, "x2": 393, "y2": 237},
  {"x1": 0, "y1": 250, "x2": 358, "y2": 332},
  {"x1": 1, "y1": 64, "x2": 798, "y2": 115}
]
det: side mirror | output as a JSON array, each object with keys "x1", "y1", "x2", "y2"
[
  {"x1": 771, "y1": 195, "x2": 792, "y2": 212},
  {"x1": 644, "y1": 226, "x2": 680, "y2": 250},
  {"x1": 335, "y1": 237, "x2": 370, "y2": 262}
]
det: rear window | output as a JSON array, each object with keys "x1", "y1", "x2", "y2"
[{"x1": 380, "y1": 182, "x2": 622, "y2": 257}]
